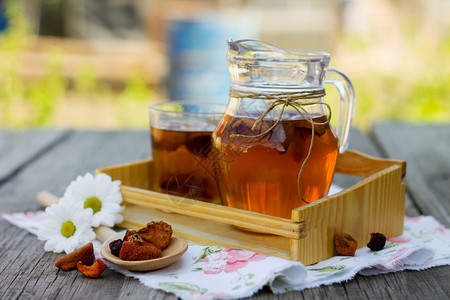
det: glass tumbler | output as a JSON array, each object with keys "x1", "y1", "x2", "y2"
[{"x1": 149, "y1": 101, "x2": 225, "y2": 202}]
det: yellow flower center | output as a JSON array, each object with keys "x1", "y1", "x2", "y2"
[
  {"x1": 84, "y1": 197, "x2": 102, "y2": 214},
  {"x1": 61, "y1": 221, "x2": 76, "y2": 238}
]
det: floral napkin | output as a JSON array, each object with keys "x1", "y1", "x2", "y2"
[{"x1": 4, "y1": 212, "x2": 450, "y2": 300}]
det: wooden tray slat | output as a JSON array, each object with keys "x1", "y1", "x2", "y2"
[
  {"x1": 120, "y1": 186, "x2": 304, "y2": 239},
  {"x1": 121, "y1": 205, "x2": 292, "y2": 259}
]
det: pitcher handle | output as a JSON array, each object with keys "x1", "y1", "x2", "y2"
[{"x1": 325, "y1": 68, "x2": 356, "y2": 153}]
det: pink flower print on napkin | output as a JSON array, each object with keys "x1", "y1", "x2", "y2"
[
  {"x1": 193, "y1": 246, "x2": 268, "y2": 274},
  {"x1": 432, "y1": 227, "x2": 447, "y2": 234},
  {"x1": 9, "y1": 211, "x2": 44, "y2": 223},
  {"x1": 388, "y1": 237, "x2": 411, "y2": 244},
  {"x1": 404, "y1": 216, "x2": 423, "y2": 222},
  {"x1": 199, "y1": 292, "x2": 232, "y2": 299},
  {"x1": 389, "y1": 247, "x2": 408, "y2": 261}
]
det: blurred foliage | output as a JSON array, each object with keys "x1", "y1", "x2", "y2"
[
  {"x1": 0, "y1": 1, "x2": 448, "y2": 129},
  {"x1": 0, "y1": 0, "x2": 158, "y2": 129},
  {"x1": 116, "y1": 71, "x2": 157, "y2": 127},
  {"x1": 336, "y1": 18, "x2": 450, "y2": 129},
  {"x1": 0, "y1": 1, "x2": 66, "y2": 127}
]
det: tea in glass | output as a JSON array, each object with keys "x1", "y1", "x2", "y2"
[{"x1": 149, "y1": 102, "x2": 225, "y2": 202}]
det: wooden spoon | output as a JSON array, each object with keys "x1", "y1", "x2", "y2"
[
  {"x1": 99, "y1": 230, "x2": 187, "y2": 271},
  {"x1": 37, "y1": 191, "x2": 188, "y2": 272}
]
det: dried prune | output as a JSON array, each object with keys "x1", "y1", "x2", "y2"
[
  {"x1": 367, "y1": 233, "x2": 386, "y2": 251},
  {"x1": 109, "y1": 239, "x2": 123, "y2": 257}
]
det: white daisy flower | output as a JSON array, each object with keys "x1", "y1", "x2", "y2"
[
  {"x1": 62, "y1": 173, "x2": 124, "y2": 227},
  {"x1": 38, "y1": 201, "x2": 96, "y2": 253}
]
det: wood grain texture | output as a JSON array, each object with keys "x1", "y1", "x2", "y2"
[
  {"x1": 292, "y1": 164, "x2": 405, "y2": 264},
  {"x1": 335, "y1": 150, "x2": 406, "y2": 178},
  {"x1": 1, "y1": 128, "x2": 448, "y2": 299},
  {"x1": 372, "y1": 123, "x2": 450, "y2": 226},
  {"x1": 0, "y1": 130, "x2": 150, "y2": 213},
  {"x1": 121, "y1": 186, "x2": 304, "y2": 239},
  {"x1": 0, "y1": 130, "x2": 70, "y2": 184}
]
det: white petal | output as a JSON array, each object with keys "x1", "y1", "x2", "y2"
[
  {"x1": 95, "y1": 173, "x2": 110, "y2": 183},
  {"x1": 44, "y1": 237, "x2": 59, "y2": 251},
  {"x1": 90, "y1": 215, "x2": 101, "y2": 228},
  {"x1": 115, "y1": 214, "x2": 124, "y2": 224},
  {"x1": 103, "y1": 194, "x2": 122, "y2": 204},
  {"x1": 95, "y1": 184, "x2": 111, "y2": 201}
]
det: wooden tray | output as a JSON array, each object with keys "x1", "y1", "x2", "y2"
[{"x1": 96, "y1": 150, "x2": 406, "y2": 266}]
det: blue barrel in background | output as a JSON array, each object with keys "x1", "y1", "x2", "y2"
[
  {"x1": 0, "y1": 0, "x2": 8, "y2": 32},
  {"x1": 167, "y1": 12, "x2": 259, "y2": 104}
]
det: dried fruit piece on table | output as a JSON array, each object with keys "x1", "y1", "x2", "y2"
[
  {"x1": 55, "y1": 242, "x2": 95, "y2": 271},
  {"x1": 77, "y1": 258, "x2": 107, "y2": 278},
  {"x1": 136, "y1": 221, "x2": 173, "y2": 249},
  {"x1": 367, "y1": 232, "x2": 386, "y2": 251},
  {"x1": 119, "y1": 241, "x2": 163, "y2": 261},
  {"x1": 109, "y1": 239, "x2": 123, "y2": 257},
  {"x1": 335, "y1": 233, "x2": 358, "y2": 256}
]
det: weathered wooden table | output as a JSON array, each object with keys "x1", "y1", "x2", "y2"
[{"x1": 1, "y1": 123, "x2": 449, "y2": 299}]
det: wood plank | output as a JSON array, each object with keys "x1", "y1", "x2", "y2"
[
  {"x1": 0, "y1": 130, "x2": 70, "y2": 184},
  {"x1": 372, "y1": 123, "x2": 450, "y2": 227},
  {"x1": 0, "y1": 130, "x2": 151, "y2": 213}
]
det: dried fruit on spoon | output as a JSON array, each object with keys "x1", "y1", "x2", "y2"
[{"x1": 109, "y1": 220, "x2": 173, "y2": 261}]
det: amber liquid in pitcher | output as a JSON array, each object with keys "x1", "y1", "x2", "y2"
[
  {"x1": 212, "y1": 112, "x2": 339, "y2": 218},
  {"x1": 151, "y1": 126, "x2": 218, "y2": 201}
]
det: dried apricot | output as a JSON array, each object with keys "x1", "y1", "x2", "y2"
[
  {"x1": 135, "y1": 221, "x2": 173, "y2": 249},
  {"x1": 77, "y1": 258, "x2": 107, "y2": 278},
  {"x1": 55, "y1": 242, "x2": 95, "y2": 271},
  {"x1": 335, "y1": 233, "x2": 357, "y2": 256},
  {"x1": 119, "y1": 241, "x2": 162, "y2": 261},
  {"x1": 124, "y1": 231, "x2": 145, "y2": 244}
]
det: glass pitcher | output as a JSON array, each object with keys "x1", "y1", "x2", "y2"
[{"x1": 212, "y1": 39, "x2": 355, "y2": 219}]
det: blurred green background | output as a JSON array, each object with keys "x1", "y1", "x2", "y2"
[{"x1": 0, "y1": 0, "x2": 448, "y2": 129}]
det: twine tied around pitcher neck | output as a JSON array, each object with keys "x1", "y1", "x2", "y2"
[{"x1": 229, "y1": 88, "x2": 332, "y2": 204}]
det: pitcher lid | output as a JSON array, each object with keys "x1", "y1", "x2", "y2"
[
  {"x1": 227, "y1": 39, "x2": 330, "y2": 89},
  {"x1": 227, "y1": 39, "x2": 330, "y2": 63}
]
